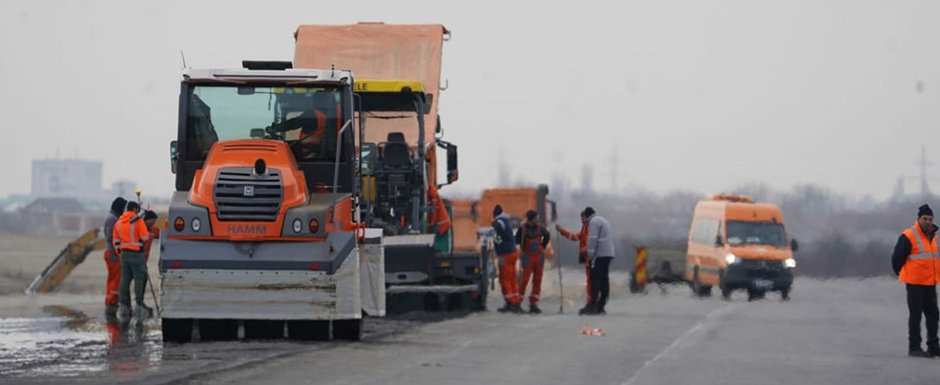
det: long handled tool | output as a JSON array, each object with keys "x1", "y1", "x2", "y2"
[
  {"x1": 554, "y1": 223, "x2": 564, "y2": 314},
  {"x1": 135, "y1": 189, "x2": 161, "y2": 318}
]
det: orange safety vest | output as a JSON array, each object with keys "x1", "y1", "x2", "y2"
[
  {"x1": 899, "y1": 222, "x2": 940, "y2": 285},
  {"x1": 112, "y1": 211, "x2": 151, "y2": 253},
  {"x1": 427, "y1": 184, "x2": 451, "y2": 236},
  {"x1": 520, "y1": 224, "x2": 546, "y2": 255}
]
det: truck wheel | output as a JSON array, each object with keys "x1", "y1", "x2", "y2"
[
  {"x1": 288, "y1": 320, "x2": 330, "y2": 341},
  {"x1": 780, "y1": 287, "x2": 791, "y2": 301},
  {"x1": 244, "y1": 320, "x2": 285, "y2": 339},
  {"x1": 747, "y1": 289, "x2": 765, "y2": 302},
  {"x1": 691, "y1": 268, "x2": 710, "y2": 298},
  {"x1": 161, "y1": 318, "x2": 193, "y2": 343},
  {"x1": 333, "y1": 319, "x2": 363, "y2": 341},
  {"x1": 198, "y1": 319, "x2": 238, "y2": 341},
  {"x1": 720, "y1": 286, "x2": 732, "y2": 301}
]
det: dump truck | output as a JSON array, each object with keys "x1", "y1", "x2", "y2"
[
  {"x1": 294, "y1": 23, "x2": 483, "y2": 313},
  {"x1": 159, "y1": 61, "x2": 387, "y2": 342}
]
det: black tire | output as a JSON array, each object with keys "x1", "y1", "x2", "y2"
[
  {"x1": 691, "y1": 268, "x2": 711, "y2": 297},
  {"x1": 161, "y1": 318, "x2": 193, "y2": 343},
  {"x1": 780, "y1": 287, "x2": 791, "y2": 301},
  {"x1": 721, "y1": 286, "x2": 732, "y2": 300},
  {"x1": 198, "y1": 319, "x2": 238, "y2": 341},
  {"x1": 423, "y1": 292, "x2": 441, "y2": 311},
  {"x1": 333, "y1": 319, "x2": 363, "y2": 341},
  {"x1": 747, "y1": 289, "x2": 765, "y2": 302},
  {"x1": 287, "y1": 320, "x2": 330, "y2": 341},
  {"x1": 244, "y1": 320, "x2": 285, "y2": 339}
]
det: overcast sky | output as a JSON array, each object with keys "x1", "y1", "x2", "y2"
[{"x1": 1, "y1": 0, "x2": 938, "y2": 202}]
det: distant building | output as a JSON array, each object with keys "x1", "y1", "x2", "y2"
[
  {"x1": 31, "y1": 159, "x2": 103, "y2": 200},
  {"x1": 19, "y1": 197, "x2": 106, "y2": 237}
]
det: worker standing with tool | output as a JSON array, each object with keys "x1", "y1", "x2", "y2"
[
  {"x1": 113, "y1": 201, "x2": 152, "y2": 320},
  {"x1": 557, "y1": 209, "x2": 594, "y2": 315},
  {"x1": 138, "y1": 209, "x2": 161, "y2": 318},
  {"x1": 102, "y1": 197, "x2": 127, "y2": 319},
  {"x1": 492, "y1": 205, "x2": 522, "y2": 313},
  {"x1": 515, "y1": 210, "x2": 550, "y2": 314}
]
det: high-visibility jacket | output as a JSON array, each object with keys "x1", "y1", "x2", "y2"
[
  {"x1": 112, "y1": 211, "x2": 151, "y2": 253},
  {"x1": 557, "y1": 222, "x2": 589, "y2": 255},
  {"x1": 899, "y1": 222, "x2": 940, "y2": 285},
  {"x1": 427, "y1": 184, "x2": 451, "y2": 236}
]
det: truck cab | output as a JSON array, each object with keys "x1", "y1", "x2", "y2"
[
  {"x1": 160, "y1": 61, "x2": 384, "y2": 342},
  {"x1": 685, "y1": 194, "x2": 797, "y2": 301}
]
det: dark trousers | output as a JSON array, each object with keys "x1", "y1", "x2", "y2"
[
  {"x1": 906, "y1": 284, "x2": 939, "y2": 352},
  {"x1": 589, "y1": 257, "x2": 613, "y2": 310},
  {"x1": 118, "y1": 250, "x2": 148, "y2": 308}
]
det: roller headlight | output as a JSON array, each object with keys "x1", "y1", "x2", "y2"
[
  {"x1": 292, "y1": 218, "x2": 303, "y2": 233},
  {"x1": 784, "y1": 258, "x2": 797, "y2": 268},
  {"x1": 191, "y1": 218, "x2": 201, "y2": 232},
  {"x1": 724, "y1": 253, "x2": 739, "y2": 264}
]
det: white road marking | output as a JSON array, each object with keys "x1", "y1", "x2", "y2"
[{"x1": 622, "y1": 303, "x2": 738, "y2": 385}]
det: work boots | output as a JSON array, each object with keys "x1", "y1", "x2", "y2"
[
  {"x1": 135, "y1": 304, "x2": 154, "y2": 320},
  {"x1": 578, "y1": 304, "x2": 597, "y2": 316},
  {"x1": 529, "y1": 304, "x2": 542, "y2": 314},
  {"x1": 909, "y1": 348, "x2": 930, "y2": 358},
  {"x1": 104, "y1": 304, "x2": 118, "y2": 320},
  {"x1": 498, "y1": 303, "x2": 524, "y2": 314}
]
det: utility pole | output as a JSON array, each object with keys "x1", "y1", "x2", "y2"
[
  {"x1": 918, "y1": 146, "x2": 932, "y2": 201},
  {"x1": 609, "y1": 146, "x2": 618, "y2": 194}
]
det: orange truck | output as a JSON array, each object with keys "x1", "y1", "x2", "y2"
[
  {"x1": 294, "y1": 23, "x2": 483, "y2": 313},
  {"x1": 159, "y1": 61, "x2": 403, "y2": 342},
  {"x1": 685, "y1": 194, "x2": 798, "y2": 301}
]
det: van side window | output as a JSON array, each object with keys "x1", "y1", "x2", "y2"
[{"x1": 691, "y1": 217, "x2": 720, "y2": 245}]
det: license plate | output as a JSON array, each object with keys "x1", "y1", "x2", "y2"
[{"x1": 753, "y1": 279, "x2": 773, "y2": 289}]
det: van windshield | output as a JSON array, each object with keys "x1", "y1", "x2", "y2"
[{"x1": 726, "y1": 221, "x2": 787, "y2": 247}]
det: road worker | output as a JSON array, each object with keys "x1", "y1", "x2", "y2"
[
  {"x1": 112, "y1": 201, "x2": 152, "y2": 320},
  {"x1": 515, "y1": 209, "x2": 551, "y2": 314},
  {"x1": 492, "y1": 204, "x2": 522, "y2": 313},
  {"x1": 891, "y1": 204, "x2": 940, "y2": 357},
  {"x1": 583, "y1": 207, "x2": 615, "y2": 315},
  {"x1": 557, "y1": 209, "x2": 594, "y2": 315},
  {"x1": 427, "y1": 184, "x2": 451, "y2": 236},
  {"x1": 102, "y1": 197, "x2": 126, "y2": 319}
]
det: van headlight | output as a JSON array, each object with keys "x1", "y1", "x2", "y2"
[
  {"x1": 784, "y1": 258, "x2": 797, "y2": 268},
  {"x1": 724, "y1": 253, "x2": 739, "y2": 264}
]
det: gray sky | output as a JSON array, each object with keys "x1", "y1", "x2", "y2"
[{"x1": 1, "y1": 0, "x2": 938, "y2": 201}]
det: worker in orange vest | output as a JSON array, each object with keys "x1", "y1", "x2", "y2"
[
  {"x1": 891, "y1": 204, "x2": 940, "y2": 357},
  {"x1": 556, "y1": 209, "x2": 594, "y2": 315},
  {"x1": 112, "y1": 201, "x2": 153, "y2": 320},
  {"x1": 515, "y1": 210, "x2": 550, "y2": 314},
  {"x1": 427, "y1": 184, "x2": 451, "y2": 236},
  {"x1": 102, "y1": 197, "x2": 127, "y2": 319}
]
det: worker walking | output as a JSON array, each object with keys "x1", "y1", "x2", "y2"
[
  {"x1": 113, "y1": 201, "x2": 153, "y2": 320},
  {"x1": 492, "y1": 205, "x2": 522, "y2": 313},
  {"x1": 557, "y1": 210, "x2": 594, "y2": 315},
  {"x1": 102, "y1": 197, "x2": 126, "y2": 319},
  {"x1": 891, "y1": 204, "x2": 940, "y2": 357},
  {"x1": 515, "y1": 210, "x2": 551, "y2": 314}
]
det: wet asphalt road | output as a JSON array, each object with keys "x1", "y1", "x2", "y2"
[{"x1": 2, "y1": 276, "x2": 939, "y2": 385}]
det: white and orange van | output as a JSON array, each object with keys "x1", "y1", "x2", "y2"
[{"x1": 685, "y1": 194, "x2": 797, "y2": 301}]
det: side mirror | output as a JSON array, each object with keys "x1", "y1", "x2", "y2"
[
  {"x1": 170, "y1": 140, "x2": 179, "y2": 174},
  {"x1": 360, "y1": 142, "x2": 377, "y2": 176},
  {"x1": 550, "y1": 201, "x2": 558, "y2": 223},
  {"x1": 791, "y1": 239, "x2": 799, "y2": 252},
  {"x1": 443, "y1": 141, "x2": 458, "y2": 184},
  {"x1": 714, "y1": 235, "x2": 723, "y2": 248}
]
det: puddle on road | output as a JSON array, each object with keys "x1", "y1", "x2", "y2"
[{"x1": 0, "y1": 307, "x2": 163, "y2": 378}]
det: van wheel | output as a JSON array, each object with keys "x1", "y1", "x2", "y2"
[
  {"x1": 780, "y1": 287, "x2": 790, "y2": 301},
  {"x1": 691, "y1": 268, "x2": 708, "y2": 298},
  {"x1": 721, "y1": 286, "x2": 732, "y2": 300}
]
